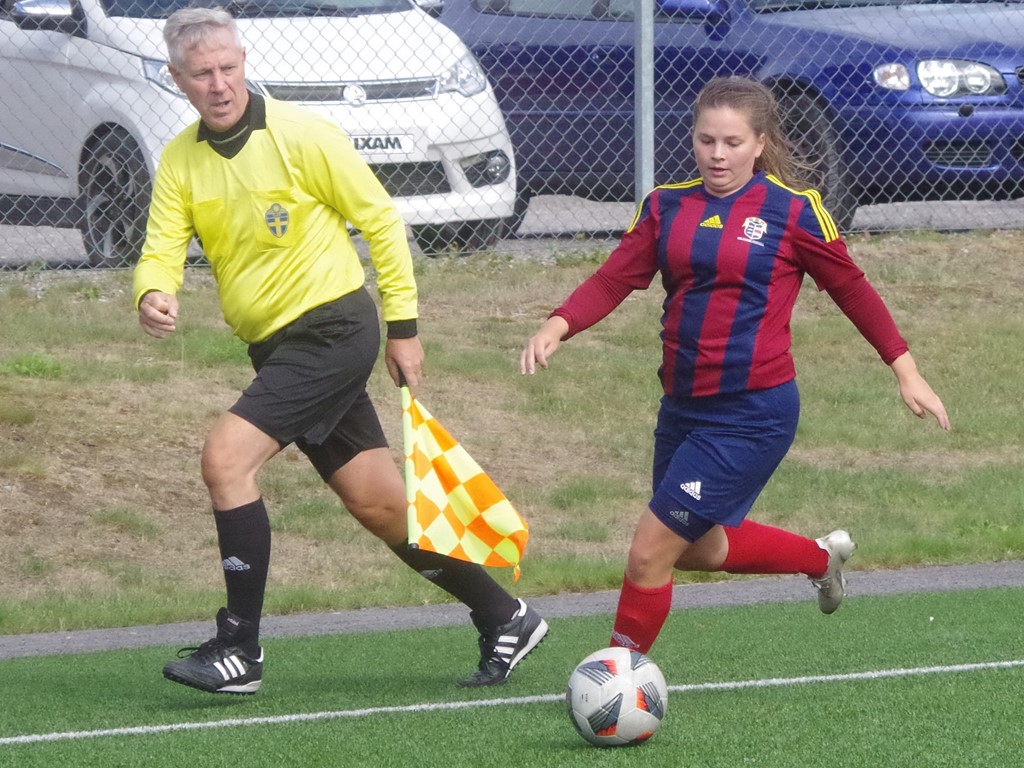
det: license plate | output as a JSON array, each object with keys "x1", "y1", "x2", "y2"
[{"x1": 350, "y1": 134, "x2": 414, "y2": 155}]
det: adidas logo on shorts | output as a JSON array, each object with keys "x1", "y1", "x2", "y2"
[
  {"x1": 679, "y1": 481, "x2": 702, "y2": 501},
  {"x1": 668, "y1": 509, "x2": 690, "y2": 525}
]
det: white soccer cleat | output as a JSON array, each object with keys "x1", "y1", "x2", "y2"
[{"x1": 810, "y1": 530, "x2": 856, "y2": 614}]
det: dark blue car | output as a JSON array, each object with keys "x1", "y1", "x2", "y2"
[{"x1": 430, "y1": 0, "x2": 1024, "y2": 230}]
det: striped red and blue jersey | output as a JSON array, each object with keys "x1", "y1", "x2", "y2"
[{"x1": 551, "y1": 172, "x2": 908, "y2": 397}]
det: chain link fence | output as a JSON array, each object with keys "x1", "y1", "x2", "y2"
[{"x1": 2, "y1": 0, "x2": 1024, "y2": 269}]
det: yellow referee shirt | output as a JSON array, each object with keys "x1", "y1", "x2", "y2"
[{"x1": 133, "y1": 95, "x2": 417, "y2": 344}]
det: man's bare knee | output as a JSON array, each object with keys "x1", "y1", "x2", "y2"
[{"x1": 201, "y1": 413, "x2": 279, "y2": 508}]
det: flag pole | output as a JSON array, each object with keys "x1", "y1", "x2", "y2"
[{"x1": 399, "y1": 372, "x2": 419, "y2": 551}]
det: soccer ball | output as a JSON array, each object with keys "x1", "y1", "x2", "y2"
[{"x1": 565, "y1": 646, "x2": 669, "y2": 747}]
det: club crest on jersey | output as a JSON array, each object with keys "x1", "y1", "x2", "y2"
[
  {"x1": 265, "y1": 203, "x2": 289, "y2": 238},
  {"x1": 738, "y1": 216, "x2": 767, "y2": 246}
]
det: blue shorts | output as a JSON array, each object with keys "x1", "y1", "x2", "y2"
[{"x1": 648, "y1": 381, "x2": 799, "y2": 541}]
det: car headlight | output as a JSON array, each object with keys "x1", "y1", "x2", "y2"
[
  {"x1": 873, "y1": 60, "x2": 1006, "y2": 97},
  {"x1": 872, "y1": 60, "x2": 1007, "y2": 97},
  {"x1": 872, "y1": 63, "x2": 911, "y2": 92},
  {"x1": 917, "y1": 60, "x2": 1006, "y2": 97},
  {"x1": 437, "y1": 53, "x2": 487, "y2": 98},
  {"x1": 142, "y1": 59, "x2": 185, "y2": 96}
]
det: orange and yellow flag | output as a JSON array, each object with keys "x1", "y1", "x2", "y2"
[{"x1": 402, "y1": 386, "x2": 528, "y2": 580}]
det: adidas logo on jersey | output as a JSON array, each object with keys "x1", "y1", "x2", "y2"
[
  {"x1": 699, "y1": 215, "x2": 723, "y2": 229},
  {"x1": 679, "y1": 481, "x2": 702, "y2": 501}
]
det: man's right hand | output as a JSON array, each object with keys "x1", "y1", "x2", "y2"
[{"x1": 138, "y1": 291, "x2": 179, "y2": 338}]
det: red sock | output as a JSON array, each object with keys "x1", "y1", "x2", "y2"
[
  {"x1": 610, "y1": 575, "x2": 673, "y2": 654},
  {"x1": 721, "y1": 520, "x2": 828, "y2": 577}
]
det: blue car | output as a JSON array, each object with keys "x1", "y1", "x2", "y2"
[{"x1": 430, "y1": 0, "x2": 1024, "y2": 230}]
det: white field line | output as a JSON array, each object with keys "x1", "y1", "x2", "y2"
[{"x1": 2, "y1": 659, "x2": 1022, "y2": 747}]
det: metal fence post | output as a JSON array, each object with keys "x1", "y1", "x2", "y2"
[{"x1": 634, "y1": 0, "x2": 655, "y2": 203}]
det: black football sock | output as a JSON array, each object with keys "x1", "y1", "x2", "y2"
[
  {"x1": 389, "y1": 544, "x2": 518, "y2": 630},
  {"x1": 214, "y1": 498, "x2": 271, "y2": 654}
]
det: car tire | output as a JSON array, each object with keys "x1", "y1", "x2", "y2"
[
  {"x1": 412, "y1": 218, "x2": 507, "y2": 257},
  {"x1": 776, "y1": 90, "x2": 858, "y2": 231},
  {"x1": 500, "y1": 191, "x2": 532, "y2": 238},
  {"x1": 78, "y1": 130, "x2": 151, "y2": 268},
  {"x1": 411, "y1": 223, "x2": 457, "y2": 256}
]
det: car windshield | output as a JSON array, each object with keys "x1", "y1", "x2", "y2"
[
  {"x1": 748, "y1": 0, "x2": 1022, "y2": 12},
  {"x1": 102, "y1": 0, "x2": 413, "y2": 19}
]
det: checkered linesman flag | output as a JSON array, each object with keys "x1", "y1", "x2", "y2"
[{"x1": 402, "y1": 386, "x2": 528, "y2": 581}]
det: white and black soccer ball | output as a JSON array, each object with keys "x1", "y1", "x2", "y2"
[{"x1": 565, "y1": 646, "x2": 669, "y2": 747}]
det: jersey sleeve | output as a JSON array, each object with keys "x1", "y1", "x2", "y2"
[
  {"x1": 826, "y1": 279, "x2": 908, "y2": 364},
  {"x1": 132, "y1": 139, "x2": 194, "y2": 309},
  {"x1": 300, "y1": 121, "x2": 417, "y2": 326},
  {"x1": 551, "y1": 198, "x2": 659, "y2": 337},
  {"x1": 791, "y1": 194, "x2": 864, "y2": 292},
  {"x1": 791, "y1": 194, "x2": 908, "y2": 364}
]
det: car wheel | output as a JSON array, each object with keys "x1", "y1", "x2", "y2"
[
  {"x1": 412, "y1": 218, "x2": 507, "y2": 257},
  {"x1": 500, "y1": 191, "x2": 533, "y2": 238},
  {"x1": 776, "y1": 91, "x2": 858, "y2": 231},
  {"x1": 78, "y1": 130, "x2": 151, "y2": 268},
  {"x1": 411, "y1": 223, "x2": 457, "y2": 257}
]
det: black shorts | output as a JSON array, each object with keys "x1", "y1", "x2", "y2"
[{"x1": 228, "y1": 288, "x2": 389, "y2": 481}]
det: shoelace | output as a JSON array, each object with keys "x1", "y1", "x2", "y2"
[{"x1": 175, "y1": 636, "x2": 229, "y2": 660}]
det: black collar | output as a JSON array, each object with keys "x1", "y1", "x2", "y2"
[{"x1": 197, "y1": 92, "x2": 267, "y2": 159}]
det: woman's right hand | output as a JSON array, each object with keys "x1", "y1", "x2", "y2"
[{"x1": 520, "y1": 316, "x2": 570, "y2": 374}]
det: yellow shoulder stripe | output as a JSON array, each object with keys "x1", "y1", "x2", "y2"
[
  {"x1": 764, "y1": 173, "x2": 840, "y2": 241},
  {"x1": 627, "y1": 178, "x2": 703, "y2": 230}
]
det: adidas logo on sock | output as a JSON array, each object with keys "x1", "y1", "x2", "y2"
[
  {"x1": 610, "y1": 630, "x2": 640, "y2": 650},
  {"x1": 222, "y1": 556, "x2": 251, "y2": 571},
  {"x1": 680, "y1": 481, "x2": 702, "y2": 500},
  {"x1": 699, "y1": 215, "x2": 723, "y2": 229}
]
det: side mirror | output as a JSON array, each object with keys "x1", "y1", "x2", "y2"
[{"x1": 12, "y1": 0, "x2": 85, "y2": 35}]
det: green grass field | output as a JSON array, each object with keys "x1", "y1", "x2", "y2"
[
  {"x1": 1, "y1": 232, "x2": 1023, "y2": 767},
  {"x1": 2, "y1": 586, "x2": 1021, "y2": 767}
]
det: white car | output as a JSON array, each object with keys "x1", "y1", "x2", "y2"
[{"x1": 0, "y1": 0, "x2": 516, "y2": 264}]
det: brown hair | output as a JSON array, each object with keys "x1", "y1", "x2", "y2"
[{"x1": 693, "y1": 77, "x2": 809, "y2": 190}]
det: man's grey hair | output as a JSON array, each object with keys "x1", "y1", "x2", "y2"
[{"x1": 163, "y1": 7, "x2": 242, "y2": 69}]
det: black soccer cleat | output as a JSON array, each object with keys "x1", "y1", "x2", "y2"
[
  {"x1": 162, "y1": 607, "x2": 264, "y2": 695},
  {"x1": 459, "y1": 599, "x2": 549, "y2": 687}
]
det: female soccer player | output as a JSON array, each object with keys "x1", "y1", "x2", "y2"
[{"x1": 520, "y1": 76, "x2": 950, "y2": 654}]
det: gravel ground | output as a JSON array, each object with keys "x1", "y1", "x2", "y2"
[
  {"x1": 2, "y1": 560, "x2": 1022, "y2": 660},
  {"x1": 4, "y1": 195, "x2": 1024, "y2": 270}
]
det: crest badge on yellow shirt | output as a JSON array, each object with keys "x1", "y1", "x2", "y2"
[{"x1": 265, "y1": 203, "x2": 289, "y2": 238}]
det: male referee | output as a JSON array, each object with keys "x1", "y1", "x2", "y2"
[{"x1": 134, "y1": 6, "x2": 546, "y2": 694}]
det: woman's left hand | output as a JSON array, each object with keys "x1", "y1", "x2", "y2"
[{"x1": 891, "y1": 352, "x2": 951, "y2": 430}]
